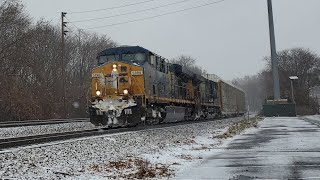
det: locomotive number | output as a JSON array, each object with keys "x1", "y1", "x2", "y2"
[
  {"x1": 131, "y1": 71, "x2": 143, "y2": 75},
  {"x1": 124, "y1": 109, "x2": 132, "y2": 115},
  {"x1": 92, "y1": 73, "x2": 103, "y2": 78}
]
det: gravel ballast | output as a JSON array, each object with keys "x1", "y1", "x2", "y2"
[
  {"x1": 0, "y1": 116, "x2": 256, "y2": 179},
  {"x1": 0, "y1": 122, "x2": 96, "y2": 139}
]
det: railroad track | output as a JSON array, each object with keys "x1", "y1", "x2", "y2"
[
  {"x1": 0, "y1": 115, "x2": 250, "y2": 150},
  {"x1": 0, "y1": 118, "x2": 90, "y2": 128}
]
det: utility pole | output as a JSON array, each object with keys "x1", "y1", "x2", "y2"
[
  {"x1": 267, "y1": 0, "x2": 280, "y2": 100},
  {"x1": 316, "y1": 95, "x2": 320, "y2": 114},
  {"x1": 61, "y1": 12, "x2": 68, "y2": 118},
  {"x1": 290, "y1": 79, "x2": 295, "y2": 104}
]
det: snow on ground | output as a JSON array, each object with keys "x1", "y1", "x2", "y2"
[
  {"x1": 0, "y1": 122, "x2": 96, "y2": 139},
  {"x1": 0, "y1": 116, "x2": 256, "y2": 179},
  {"x1": 174, "y1": 116, "x2": 320, "y2": 179},
  {"x1": 304, "y1": 114, "x2": 320, "y2": 121}
]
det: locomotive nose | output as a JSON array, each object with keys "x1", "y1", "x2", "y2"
[
  {"x1": 109, "y1": 62, "x2": 130, "y2": 95},
  {"x1": 91, "y1": 61, "x2": 135, "y2": 97}
]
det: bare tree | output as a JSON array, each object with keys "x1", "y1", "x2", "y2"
[
  {"x1": 264, "y1": 48, "x2": 320, "y2": 114},
  {"x1": 0, "y1": 0, "x2": 117, "y2": 121},
  {"x1": 234, "y1": 48, "x2": 320, "y2": 114}
]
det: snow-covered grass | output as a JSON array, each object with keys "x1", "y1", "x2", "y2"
[
  {"x1": 0, "y1": 122, "x2": 96, "y2": 139},
  {"x1": 0, "y1": 116, "x2": 259, "y2": 179},
  {"x1": 304, "y1": 114, "x2": 320, "y2": 121}
]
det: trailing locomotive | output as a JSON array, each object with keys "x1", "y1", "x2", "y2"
[{"x1": 89, "y1": 46, "x2": 245, "y2": 127}]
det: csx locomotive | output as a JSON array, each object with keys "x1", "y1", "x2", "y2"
[{"x1": 89, "y1": 46, "x2": 245, "y2": 127}]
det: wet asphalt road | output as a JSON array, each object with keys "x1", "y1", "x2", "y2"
[{"x1": 175, "y1": 116, "x2": 320, "y2": 180}]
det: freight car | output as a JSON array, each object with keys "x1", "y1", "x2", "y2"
[
  {"x1": 206, "y1": 74, "x2": 246, "y2": 117},
  {"x1": 89, "y1": 46, "x2": 245, "y2": 127}
]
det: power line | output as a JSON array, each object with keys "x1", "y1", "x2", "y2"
[
  {"x1": 63, "y1": 17, "x2": 84, "y2": 45},
  {"x1": 84, "y1": 0, "x2": 226, "y2": 30},
  {"x1": 65, "y1": 17, "x2": 82, "y2": 31},
  {"x1": 70, "y1": 0, "x2": 191, "y2": 23},
  {"x1": 69, "y1": 0, "x2": 156, "y2": 14}
]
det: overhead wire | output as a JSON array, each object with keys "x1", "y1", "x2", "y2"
[
  {"x1": 61, "y1": 16, "x2": 86, "y2": 43},
  {"x1": 65, "y1": 17, "x2": 82, "y2": 31},
  {"x1": 68, "y1": 0, "x2": 156, "y2": 14},
  {"x1": 70, "y1": 0, "x2": 191, "y2": 23},
  {"x1": 82, "y1": 0, "x2": 226, "y2": 30}
]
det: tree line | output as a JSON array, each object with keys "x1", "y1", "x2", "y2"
[
  {"x1": 0, "y1": 0, "x2": 208, "y2": 121},
  {"x1": 233, "y1": 48, "x2": 320, "y2": 115},
  {"x1": 0, "y1": 1, "x2": 117, "y2": 121}
]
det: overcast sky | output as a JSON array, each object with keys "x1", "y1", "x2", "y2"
[{"x1": 22, "y1": 0, "x2": 320, "y2": 80}]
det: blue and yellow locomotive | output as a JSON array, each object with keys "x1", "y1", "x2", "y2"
[{"x1": 89, "y1": 46, "x2": 245, "y2": 127}]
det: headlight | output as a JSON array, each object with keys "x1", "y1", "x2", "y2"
[
  {"x1": 96, "y1": 90, "x2": 101, "y2": 96},
  {"x1": 112, "y1": 64, "x2": 118, "y2": 72},
  {"x1": 123, "y1": 89, "x2": 128, "y2": 95}
]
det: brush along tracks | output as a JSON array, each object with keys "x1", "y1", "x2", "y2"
[{"x1": 215, "y1": 116, "x2": 262, "y2": 139}]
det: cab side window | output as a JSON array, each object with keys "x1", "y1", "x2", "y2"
[
  {"x1": 156, "y1": 56, "x2": 161, "y2": 71},
  {"x1": 150, "y1": 55, "x2": 156, "y2": 66},
  {"x1": 160, "y1": 59, "x2": 165, "y2": 73}
]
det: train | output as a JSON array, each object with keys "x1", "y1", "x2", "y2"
[{"x1": 89, "y1": 46, "x2": 246, "y2": 127}]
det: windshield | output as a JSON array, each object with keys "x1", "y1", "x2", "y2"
[
  {"x1": 122, "y1": 53, "x2": 146, "y2": 64},
  {"x1": 98, "y1": 55, "x2": 119, "y2": 65}
]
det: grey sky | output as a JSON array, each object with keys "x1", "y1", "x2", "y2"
[{"x1": 22, "y1": 0, "x2": 320, "y2": 80}]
